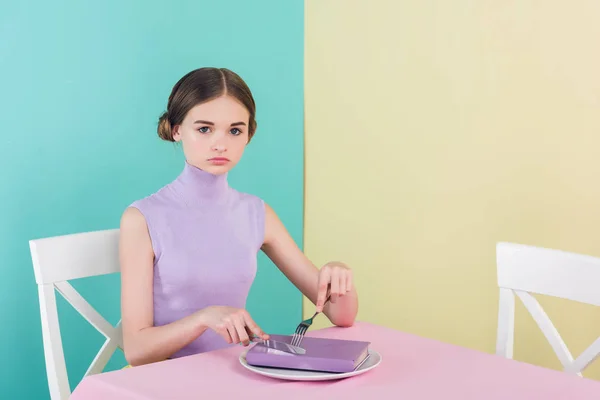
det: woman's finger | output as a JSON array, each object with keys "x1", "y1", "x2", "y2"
[
  {"x1": 226, "y1": 320, "x2": 240, "y2": 345},
  {"x1": 346, "y1": 270, "x2": 353, "y2": 292},
  {"x1": 330, "y1": 268, "x2": 340, "y2": 304},
  {"x1": 338, "y1": 272, "x2": 347, "y2": 297},
  {"x1": 243, "y1": 311, "x2": 269, "y2": 340},
  {"x1": 233, "y1": 315, "x2": 250, "y2": 346},
  {"x1": 215, "y1": 323, "x2": 233, "y2": 344},
  {"x1": 316, "y1": 267, "x2": 331, "y2": 312}
]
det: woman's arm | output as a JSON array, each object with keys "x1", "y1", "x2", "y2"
[
  {"x1": 119, "y1": 207, "x2": 208, "y2": 365},
  {"x1": 260, "y1": 203, "x2": 358, "y2": 327},
  {"x1": 119, "y1": 207, "x2": 268, "y2": 366}
]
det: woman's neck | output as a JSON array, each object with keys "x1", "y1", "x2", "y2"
[{"x1": 175, "y1": 161, "x2": 230, "y2": 205}]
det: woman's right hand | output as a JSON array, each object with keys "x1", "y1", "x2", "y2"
[{"x1": 197, "y1": 306, "x2": 269, "y2": 346}]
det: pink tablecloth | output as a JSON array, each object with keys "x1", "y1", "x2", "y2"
[{"x1": 71, "y1": 321, "x2": 600, "y2": 399}]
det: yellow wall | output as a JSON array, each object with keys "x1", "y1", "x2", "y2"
[{"x1": 304, "y1": 1, "x2": 600, "y2": 379}]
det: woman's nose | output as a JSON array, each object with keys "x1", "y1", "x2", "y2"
[
  {"x1": 211, "y1": 143, "x2": 226, "y2": 152},
  {"x1": 211, "y1": 135, "x2": 227, "y2": 152}
]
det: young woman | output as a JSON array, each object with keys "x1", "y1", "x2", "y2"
[{"x1": 119, "y1": 67, "x2": 358, "y2": 366}]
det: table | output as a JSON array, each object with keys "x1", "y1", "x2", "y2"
[{"x1": 70, "y1": 321, "x2": 600, "y2": 399}]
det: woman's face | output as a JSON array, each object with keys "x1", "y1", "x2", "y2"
[{"x1": 173, "y1": 95, "x2": 251, "y2": 175}]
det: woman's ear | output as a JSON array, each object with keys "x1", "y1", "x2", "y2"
[{"x1": 172, "y1": 125, "x2": 181, "y2": 142}]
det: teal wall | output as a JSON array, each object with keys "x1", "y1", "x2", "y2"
[{"x1": 0, "y1": 1, "x2": 304, "y2": 398}]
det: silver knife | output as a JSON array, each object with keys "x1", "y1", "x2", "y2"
[{"x1": 249, "y1": 337, "x2": 306, "y2": 355}]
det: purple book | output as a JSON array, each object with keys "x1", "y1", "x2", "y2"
[{"x1": 245, "y1": 334, "x2": 371, "y2": 373}]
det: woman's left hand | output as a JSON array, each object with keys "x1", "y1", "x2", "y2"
[{"x1": 316, "y1": 261, "x2": 353, "y2": 312}]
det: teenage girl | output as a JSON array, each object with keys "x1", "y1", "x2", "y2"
[{"x1": 119, "y1": 67, "x2": 358, "y2": 366}]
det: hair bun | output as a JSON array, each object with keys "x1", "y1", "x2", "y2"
[{"x1": 157, "y1": 111, "x2": 174, "y2": 142}]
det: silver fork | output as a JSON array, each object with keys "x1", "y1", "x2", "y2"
[{"x1": 290, "y1": 295, "x2": 330, "y2": 347}]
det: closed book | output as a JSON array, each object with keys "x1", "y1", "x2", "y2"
[{"x1": 245, "y1": 334, "x2": 371, "y2": 373}]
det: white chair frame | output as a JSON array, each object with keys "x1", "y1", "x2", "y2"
[
  {"x1": 30, "y1": 229, "x2": 123, "y2": 399},
  {"x1": 496, "y1": 242, "x2": 600, "y2": 376}
]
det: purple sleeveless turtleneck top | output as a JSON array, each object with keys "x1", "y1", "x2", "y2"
[{"x1": 129, "y1": 161, "x2": 265, "y2": 358}]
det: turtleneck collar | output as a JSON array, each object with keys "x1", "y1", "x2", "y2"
[{"x1": 174, "y1": 161, "x2": 230, "y2": 206}]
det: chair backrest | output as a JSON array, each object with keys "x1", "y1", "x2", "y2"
[
  {"x1": 30, "y1": 229, "x2": 123, "y2": 400},
  {"x1": 495, "y1": 242, "x2": 600, "y2": 376}
]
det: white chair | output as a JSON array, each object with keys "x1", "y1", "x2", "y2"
[
  {"x1": 30, "y1": 229, "x2": 123, "y2": 400},
  {"x1": 495, "y1": 242, "x2": 600, "y2": 376}
]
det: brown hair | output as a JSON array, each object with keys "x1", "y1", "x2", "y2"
[{"x1": 157, "y1": 67, "x2": 257, "y2": 142}]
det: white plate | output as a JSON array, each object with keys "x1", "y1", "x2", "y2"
[{"x1": 239, "y1": 348, "x2": 382, "y2": 381}]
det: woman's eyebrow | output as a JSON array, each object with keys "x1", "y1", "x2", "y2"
[{"x1": 192, "y1": 120, "x2": 246, "y2": 126}]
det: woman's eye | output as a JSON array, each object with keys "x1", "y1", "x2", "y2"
[
  {"x1": 198, "y1": 127, "x2": 210, "y2": 133},
  {"x1": 230, "y1": 128, "x2": 242, "y2": 135}
]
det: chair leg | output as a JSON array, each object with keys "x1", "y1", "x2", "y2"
[
  {"x1": 38, "y1": 284, "x2": 71, "y2": 399},
  {"x1": 496, "y1": 288, "x2": 515, "y2": 359}
]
